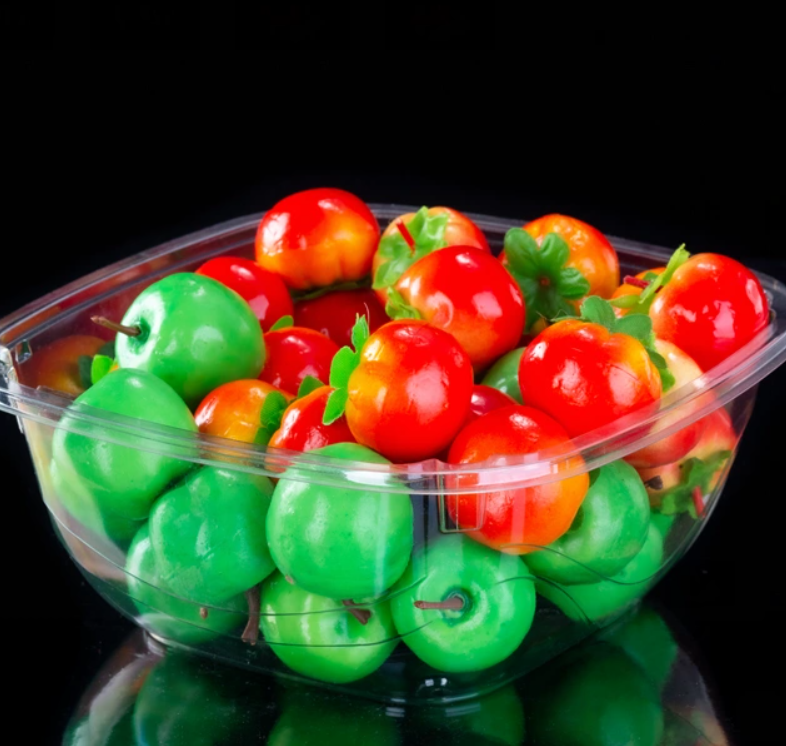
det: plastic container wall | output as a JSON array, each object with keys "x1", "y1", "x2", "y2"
[{"x1": 1, "y1": 207, "x2": 784, "y2": 703}]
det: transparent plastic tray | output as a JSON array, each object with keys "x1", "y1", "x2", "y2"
[{"x1": 1, "y1": 206, "x2": 784, "y2": 703}]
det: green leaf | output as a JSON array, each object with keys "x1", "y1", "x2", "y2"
[
  {"x1": 373, "y1": 207, "x2": 450, "y2": 292},
  {"x1": 579, "y1": 296, "x2": 617, "y2": 332},
  {"x1": 639, "y1": 245, "x2": 690, "y2": 303},
  {"x1": 90, "y1": 355, "x2": 114, "y2": 385},
  {"x1": 555, "y1": 267, "x2": 591, "y2": 299},
  {"x1": 322, "y1": 387, "x2": 349, "y2": 425},
  {"x1": 503, "y1": 229, "x2": 593, "y2": 332},
  {"x1": 296, "y1": 375, "x2": 324, "y2": 399},
  {"x1": 373, "y1": 255, "x2": 409, "y2": 290},
  {"x1": 614, "y1": 313, "x2": 654, "y2": 344},
  {"x1": 657, "y1": 451, "x2": 731, "y2": 517},
  {"x1": 538, "y1": 233, "x2": 570, "y2": 274},
  {"x1": 659, "y1": 367, "x2": 676, "y2": 392},
  {"x1": 77, "y1": 355, "x2": 93, "y2": 389},
  {"x1": 256, "y1": 391, "x2": 290, "y2": 445},
  {"x1": 385, "y1": 287, "x2": 422, "y2": 320},
  {"x1": 502, "y1": 228, "x2": 540, "y2": 277},
  {"x1": 351, "y1": 314, "x2": 370, "y2": 353},
  {"x1": 329, "y1": 347, "x2": 359, "y2": 389},
  {"x1": 323, "y1": 316, "x2": 369, "y2": 425},
  {"x1": 609, "y1": 294, "x2": 642, "y2": 309},
  {"x1": 98, "y1": 340, "x2": 115, "y2": 357},
  {"x1": 270, "y1": 315, "x2": 294, "y2": 331}
]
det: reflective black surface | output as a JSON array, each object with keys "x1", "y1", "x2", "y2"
[{"x1": 60, "y1": 602, "x2": 729, "y2": 745}]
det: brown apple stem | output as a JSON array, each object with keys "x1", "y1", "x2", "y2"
[
  {"x1": 91, "y1": 316, "x2": 141, "y2": 337},
  {"x1": 397, "y1": 221, "x2": 416, "y2": 254},
  {"x1": 342, "y1": 599, "x2": 371, "y2": 625},
  {"x1": 242, "y1": 586, "x2": 261, "y2": 645},
  {"x1": 199, "y1": 607, "x2": 209, "y2": 620},
  {"x1": 643, "y1": 475, "x2": 664, "y2": 490},
  {"x1": 415, "y1": 596, "x2": 466, "y2": 611},
  {"x1": 692, "y1": 486, "x2": 705, "y2": 518},
  {"x1": 623, "y1": 275, "x2": 650, "y2": 289}
]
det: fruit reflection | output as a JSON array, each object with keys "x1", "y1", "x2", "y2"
[{"x1": 62, "y1": 603, "x2": 730, "y2": 745}]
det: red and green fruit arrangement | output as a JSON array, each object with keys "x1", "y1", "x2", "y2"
[{"x1": 39, "y1": 186, "x2": 771, "y2": 683}]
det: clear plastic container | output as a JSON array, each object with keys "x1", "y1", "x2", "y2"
[
  {"x1": 2, "y1": 206, "x2": 785, "y2": 704},
  {"x1": 63, "y1": 602, "x2": 729, "y2": 744}
]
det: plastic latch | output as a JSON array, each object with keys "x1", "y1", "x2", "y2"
[{"x1": 0, "y1": 343, "x2": 25, "y2": 434}]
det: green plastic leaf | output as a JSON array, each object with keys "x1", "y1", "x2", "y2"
[
  {"x1": 98, "y1": 340, "x2": 115, "y2": 357},
  {"x1": 614, "y1": 313, "x2": 654, "y2": 344},
  {"x1": 647, "y1": 349, "x2": 668, "y2": 369},
  {"x1": 639, "y1": 245, "x2": 690, "y2": 304},
  {"x1": 538, "y1": 233, "x2": 570, "y2": 274},
  {"x1": 385, "y1": 287, "x2": 422, "y2": 320},
  {"x1": 270, "y1": 315, "x2": 294, "y2": 331},
  {"x1": 323, "y1": 388, "x2": 349, "y2": 426},
  {"x1": 372, "y1": 207, "x2": 450, "y2": 292},
  {"x1": 502, "y1": 228, "x2": 540, "y2": 277},
  {"x1": 503, "y1": 229, "x2": 593, "y2": 331},
  {"x1": 296, "y1": 375, "x2": 324, "y2": 399},
  {"x1": 555, "y1": 267, "x2": 591, "y2": 299},
  {"x1": 579, "y1": 296, "x2": 617, "y2": 332},
  {"x1": 90, "y1": 355, "x2": 114, "y2": 385},
  {"x1": 609, "y1": 294, "x2": 642, "y2": 309},
  {"x1": 373, "y1": 257, "x2": 407, "y2": 290},
  {"x1": 351, "y1": 314, "x2": 370, "y2": 353},
  {"x1": 658, "y1": 451, "x2": 731, "y2": 518},
  {"x1": 659, "y1": 367, "x2": 676, "y2": 392},
  {"x1": 329, "y1": 347, "x2": 359, "y2": 389},
  {"x1": 256, "y1": 391, "x2": 290, "y2": 445},
  {"x1": 323, "y1": 316, "x2": 369, "y2": 425},
  {"x1": 77, "y1": 356, "x2": 93, "y2": 389}
]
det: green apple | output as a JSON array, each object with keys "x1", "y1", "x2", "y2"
[
  {"x1": 149, "y1": 467, "x2": 275, "y2": 604},
  {"x1": 526, "y1": 461, "x2": 651, "y2": 584},
  {"x1": 523, "y1": 642, "x2": 664, "y2": 746},
  {"x1": 268, "y1": 689, "x2": 400, "y2": 746},
  {"x1": 266, "y1": 442, "x2": 413, "y2": 600},
  {"x1": 390, "y1": 534, "x2": 537, "y2": 673},
  {"x1": 260, "y1": 572, "x2": 398, "y2": 684},
  {"x1": 115, "y1": 272, "x2": 265, "y2": 407},
  {"x1": 126, "y1": 524, "x2": 247, "y2": 645},
  {"x1": 537, "y1": 522, "x2": 664, "y2": 623},
  {"x1": 51, "y1": 368, "x2": 197, "y2": 546}
]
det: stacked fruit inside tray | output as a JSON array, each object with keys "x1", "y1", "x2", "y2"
[{"x1": 28, "y1": 189, "x2": 770, "y2": 683}]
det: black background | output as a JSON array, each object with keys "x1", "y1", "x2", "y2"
[{"x1": 2, "y1": 59, "x2": 784, "y2": 745}]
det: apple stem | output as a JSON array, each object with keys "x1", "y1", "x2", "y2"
[
  {"x1": 692, "y1": 486, "x2": 705, "y2": 518},
  {"x1": 623, "y1": 275, "x2": 650, "y2": 290},
  {"x1": 643, "y1": 475, "x2": 664, "y2": 490},
  {"x1": 199, "y1": 607, "x2": 209, "y2": 620},
  {"x1": 397, "y1": 221, "x2": 416, "y2": 255},
  {"x1": 91, "y1": 316, "x2": 141, "y2": 337},
  {"x1": 415, "y1": 596, "x2": 466, "y2": 611},
  {"x1": 342, "y1": 599, "x2": 371, "y2": 626},
  {"x1": 242, "y1": 586, "x2": 261, "y2": 645}
]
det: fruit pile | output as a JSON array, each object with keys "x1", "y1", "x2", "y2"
[{"x1": 36, "y1": 188, "x2": 770, "y2": 684}]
